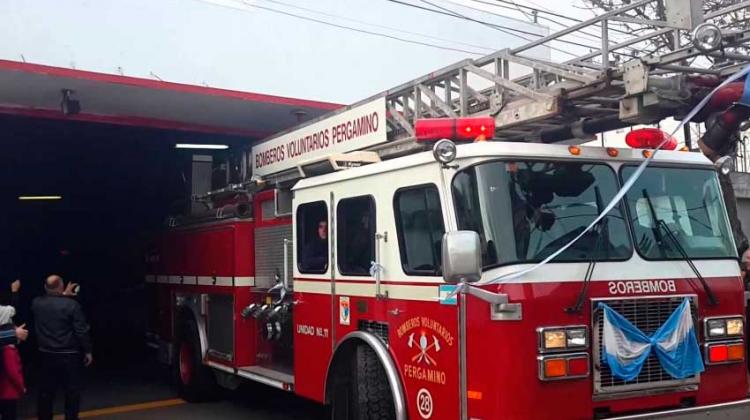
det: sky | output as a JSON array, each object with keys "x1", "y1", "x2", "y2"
[
  {"x1": 0, "y1": 0, "x2": 570, "y2": 104},
  {"x1": 0, "y1": 0, "x2": 702, "y2": 147}
]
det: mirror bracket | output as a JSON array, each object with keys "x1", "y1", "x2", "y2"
[
  {"x1": 490, "y1": 301, "x2": 522, "y2": 321},
  {"x1": 465, "y1": 286, "x2": 522, "y2": 321}
]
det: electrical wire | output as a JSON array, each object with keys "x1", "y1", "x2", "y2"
[
  {"x1": 505, "y1": 0, "x2": 535, "y2": 22},
  {"x1": 258, "y1": 0, "x2": 498, "y2": 53},
  {"x1": 191, "y1": 0, "x2": 486, "y2": 55},
  {"x1": 384, "y1": 0, "x2": 584, "y2": 57},
  {"x1": 451, "y1": 0, "x2": 604, "y2": 47},
  {"x1": 490, "y1": 0, "x2": 636, "y2": 37},
  {"x1": 473, "y1": 0, "x2": 635, "y2": 41},
  {"x1": 424, "y1": 0, "x2": 611, "y2": 55},
  {"x1": 459, "y1": 0, "x2": 641, "y2": 58}
]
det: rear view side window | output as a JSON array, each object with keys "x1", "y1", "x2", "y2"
[
  {"x1": 337, "y1": 196, "x2": 376, "y2": 276},
  {"x1": 297, "y1": 201, "x2": 328, "y2": 274},
  {"x1": 394, "y1": 185, "x2": 445, "y2": 276}
]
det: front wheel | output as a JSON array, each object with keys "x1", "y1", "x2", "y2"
[{"x1": 331, "y1": 344, "x2": 396, "y2": 420}]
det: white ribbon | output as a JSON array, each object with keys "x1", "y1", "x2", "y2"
[{"x1": 369, "y1": 261, "x2": 384, "y2": 277}]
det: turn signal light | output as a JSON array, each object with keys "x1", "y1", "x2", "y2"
[
  {"x1": 705, "y1": 341, "x2": 745, "y2": 365},
  {"x1": 625, "y1": 128, "x2": 677, "y2": 150},
  {"x1": 537, "y1": 354, "x2": 590, "y2": 381},
  {"x1": 415, "y1": 117, "x2": 495, "y2": 142},
  {"x1": 543, "y1": 358, "x2": 567, "y2": 378}
]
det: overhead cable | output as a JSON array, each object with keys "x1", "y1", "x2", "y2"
[
  {"x1": 403, "y1": 0, "x2": 588, "y2": 56},
  {"x1": 192, "y1": 0, "x2": 486, "y2": 55},
  {"x1": 458, "y1": 0, "x2": 641, "y2": 57},
  {"x1": 259, "y1": 0, "x2": 498, "y2": 53}
]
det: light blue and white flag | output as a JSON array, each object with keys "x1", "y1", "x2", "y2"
[{"x1": 601, "y1": 298, "x2": 704, "y2": 381}]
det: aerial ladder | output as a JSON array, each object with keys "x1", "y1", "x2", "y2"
[{"x1": 197, "y1": 0, "x2": 750, "y2": 197}]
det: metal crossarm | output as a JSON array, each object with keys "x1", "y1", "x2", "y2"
[{"x1": 248, "y1": 0, "x2": 750, "y2": 183}]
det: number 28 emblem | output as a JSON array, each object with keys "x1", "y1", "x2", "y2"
[{"x1": 417, "y1": 388, "x2": 433, "y2": 419}]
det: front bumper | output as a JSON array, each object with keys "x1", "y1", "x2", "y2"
[{"x1": 611, "y1": 399, "x2": 750, "y2": 419}]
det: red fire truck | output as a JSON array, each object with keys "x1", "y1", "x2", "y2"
[{"x1": 145, "y1": 1, "x2": 750, "y2": 418}]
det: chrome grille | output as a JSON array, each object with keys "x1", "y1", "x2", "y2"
[{"x1": 592, "y1": 296, "x2": 700, "y2": 396}]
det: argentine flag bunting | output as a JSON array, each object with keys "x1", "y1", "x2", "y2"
[
  {"x1": 741, "y1": 74, "x2": 750, "y2": 106},
  {"x1": 600, "y1": 298, "x2": 704, "y2": 381}
]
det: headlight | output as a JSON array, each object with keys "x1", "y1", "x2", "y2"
[
  {"x1": 705, "y1": 317, "x2": 744, "y2": 339},
  {"x1": 707, "y1": 319, "x2": 727, "y2": 337},
  {"x1": 566, "y1": 329, "x2": 587, "y2": 347},
  {"x1": 538, "y1": 326, "x2": 588, "y2": 352}
]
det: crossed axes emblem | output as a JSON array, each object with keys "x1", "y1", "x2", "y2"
[{"x1": 407, "y1": 332, "x2": 441, "y2": 366}]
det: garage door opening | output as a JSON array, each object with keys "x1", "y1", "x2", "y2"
[{"x1": 0, "y1": 113, "x2": 248, "y2": 367}]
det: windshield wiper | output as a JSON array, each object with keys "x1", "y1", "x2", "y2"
[
  {"x1": 566, "y1": 187, "x2": 606, "y2": 314},
  {"x1": 642, "y1": 189, "x2": 719, "y2": 306},
  {"x1": 566, "y1": 221, "x2": 605, "y2": 314}
]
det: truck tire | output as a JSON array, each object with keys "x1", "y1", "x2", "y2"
[
  {"x1": 174, "y1": 318, "x2": 218, "y2": 402},
  {"x1": 353, "y1": 344, "x2": 396, "y2": 420}
]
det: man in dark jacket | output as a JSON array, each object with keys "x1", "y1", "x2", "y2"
[{"x1": 31, "y1": 275, "x2": 92, "y2": 420}]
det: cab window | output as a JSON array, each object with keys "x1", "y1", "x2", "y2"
[
  {"x1": 337, "y1": 196, "x2": 376, "y2": 276},
  {"x1": 394, "y1": 185, "x2": 445, "y2": 276},
  {"x1": 297, "y1": 201, "x2": 328, "y2": 274}
]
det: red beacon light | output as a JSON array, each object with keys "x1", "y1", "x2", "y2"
[
  {"x1": 415, "y1": 117, "x2": 495, "y2": 142},
  {"x1": 625, "y1": 128, "x2": 677, "y2": 151}
]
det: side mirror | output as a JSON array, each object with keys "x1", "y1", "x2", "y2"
[{"x1": 442, "y1": 231, "x2": 482, "y2": 284}]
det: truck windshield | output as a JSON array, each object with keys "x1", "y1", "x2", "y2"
[
  {"x1": 452, "y1": 160, "x2": 632, "y2": 269},
  {"x1": 621, "y1": 166, "x2": 735, "y2": 259}
]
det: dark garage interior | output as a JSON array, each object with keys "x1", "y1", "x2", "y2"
[
  {"x1": 0, "y1": 114, "x2": 250, "y2": 415},
  {"x1": 0, "y1": 58, "x2": 341, "y2": 418}
]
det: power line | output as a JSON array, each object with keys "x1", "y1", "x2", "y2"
[
  {"x1": 192, "y1": 0, "x2": 486, "y2": 55},
  {"x1": 513, "y1": 0, "x2": 554, "y2": 13},
  {"x1": 258, "y1": 0, "x2": 498, "y2": 52},
  {"x1": 462, "y1": 0, "x2": 637, "y2": 53},
  {"x1": 450, "y1": 0, "x2": 604, "y2": 46},
  {"x1": 412, "y1": 0, "x2": 590, "y2": 56},
  {"x1": 461, "y1": 0, "x2": 640, "y2": 57},
  {"x1": 505, "y1": 0, "x2": 535, "y2": 22},
  {"x1": 489, "y1": 0, "x2": 634, "y2": 37},
  {"x1": 384, "y1": 0, "x2": 541, "y2": 39}
]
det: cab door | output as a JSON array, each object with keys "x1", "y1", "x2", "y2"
[{"x1": 291, "y1": 198, "x2": 334, "y2": 401}]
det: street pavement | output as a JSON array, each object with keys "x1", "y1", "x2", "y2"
[{"x1": 18, "y1": 355, "x2": 327, "y2": 419}]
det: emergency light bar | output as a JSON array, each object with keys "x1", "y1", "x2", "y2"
[
  {"x1": 415, "y1": 117, "x2": 495, "y2": 142},
  {"x1": 625, "y1": 128, "x2": 677, "y2": 150}
]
